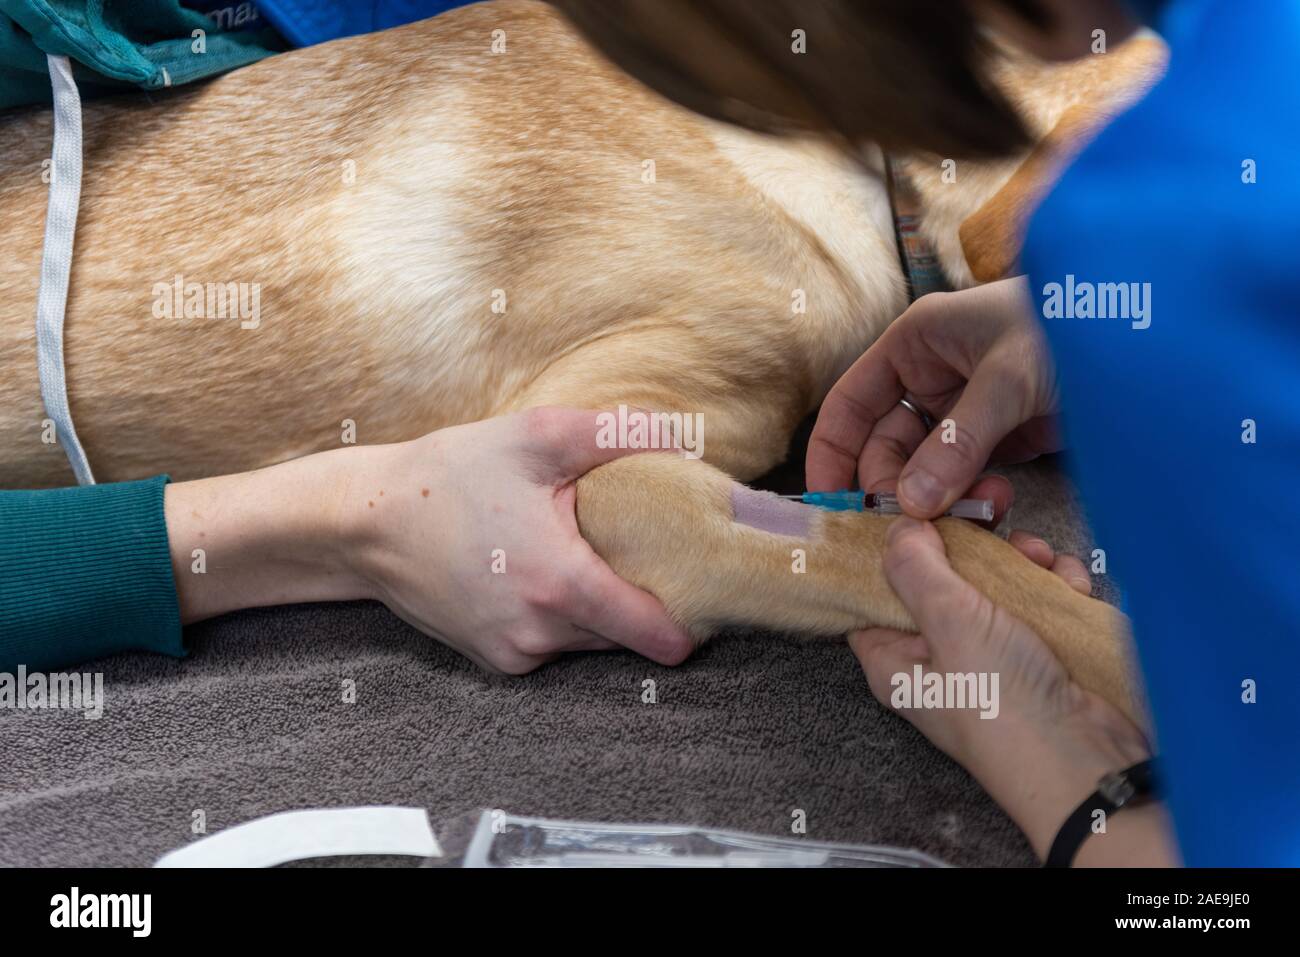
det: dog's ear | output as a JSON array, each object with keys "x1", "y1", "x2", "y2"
[
  {"x1": 959, "y1": 37, "x2": 1168, "y2": 283},
  {"x1": 958, "y1": 103, "x2": 1100, "y2": 283}
]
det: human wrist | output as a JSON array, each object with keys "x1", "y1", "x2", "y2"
[
  {"x1": 329, "y1": 439, "x2": 413, "y2": 606},
  {"x1": 166, "y1": 445, "x2": 378, "y2": 622},
  {"x1": 966, "y1": 709, "x2": 1149, "y2": 862}
]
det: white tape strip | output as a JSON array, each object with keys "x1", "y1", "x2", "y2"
[
  {"x1": 36, "y1": 54, "x2": 95, "y2": 485},
  {"x1": 154, "y1": 807, "x2": 442, "y2": 868}
]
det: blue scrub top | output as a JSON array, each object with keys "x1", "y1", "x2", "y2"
[
  {"x1": 250, "y1": 0, "x2": 479, "y2": 47},
  {"x1": 1023, "y1": 0, "x2": 1300, "y2": 865}
]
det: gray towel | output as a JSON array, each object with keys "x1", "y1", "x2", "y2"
[{"x1": 0, "y1": 454, "x2": 1109, "y2": 867}]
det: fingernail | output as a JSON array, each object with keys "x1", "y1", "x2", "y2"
[{"x1": 900, "y1": 468, "x2": 943, "y2": 514}]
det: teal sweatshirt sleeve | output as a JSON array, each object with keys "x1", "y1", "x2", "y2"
[{"x1": 0, "y1": 475, "x2": 184, "y2": 671}]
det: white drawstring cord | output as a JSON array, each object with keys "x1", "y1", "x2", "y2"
[{"x1": 35, "y1": 53, "x2": 95, "y2": 485}]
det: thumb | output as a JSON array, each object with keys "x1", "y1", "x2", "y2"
[
  {"x1": 882, "y1": 517, "x2": 990, "y2": 649},
  {"x1": 567, "y1": 552, "x2": 695, "y2": 666},
  {"x1": 896, "y1": 371, "x2": 1025, "y2": 518}
]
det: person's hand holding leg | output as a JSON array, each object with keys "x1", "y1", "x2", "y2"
[
  {"x1": 850, "y1": 517, "x2": 1177, "y2": 866},
  {"x1": 344, "y1": 408, "x2": 695, "y2": 673},
  {"x1": 166, "y1": 407, "x2": 694, "y2": 674}
]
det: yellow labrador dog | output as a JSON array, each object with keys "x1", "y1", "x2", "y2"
[{"x1": 0, "y1": 1, "x2": 1163, "y2": 724}]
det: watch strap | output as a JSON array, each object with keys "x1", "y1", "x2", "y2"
[{"x1": 1045, "y1": 759, "x2": 1158, "y2": 868}]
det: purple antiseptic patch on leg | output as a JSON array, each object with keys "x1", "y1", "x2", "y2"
[{"x1": 730, "y1": 485, "x2": 813, "y2": 538}]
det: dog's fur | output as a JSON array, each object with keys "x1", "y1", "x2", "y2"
[{"x1": 0, "y1": 1, "x2": 1164, "y2": 724}]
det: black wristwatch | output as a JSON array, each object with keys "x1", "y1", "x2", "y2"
[{"x1": 1044, "y1": 759, "x2": 1158, "y2": 868}]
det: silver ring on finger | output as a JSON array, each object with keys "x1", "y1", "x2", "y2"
[{"x1": 897, "y1": 396, "x2": 936, "y2": 433}]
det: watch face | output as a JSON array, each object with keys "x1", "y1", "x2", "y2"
[{"x1": 1098, "y1": 772, "x2": 1137, "y2": 807}]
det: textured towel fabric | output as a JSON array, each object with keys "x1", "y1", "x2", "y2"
[
  {"x1": 0, "y1": 475, "x2": 184, "y2": 671},
  {"x1": 0, "y1": 456, "x2": 1111, "y2": 867}
]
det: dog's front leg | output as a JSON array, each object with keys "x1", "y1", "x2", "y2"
[{"x1": 576, "y1": 453, "x2": 1145, "y2": 730}]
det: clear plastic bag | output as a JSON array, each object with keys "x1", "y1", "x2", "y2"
[{"x1": 435, "y1": 810, "x2": 947, "y2": 868}]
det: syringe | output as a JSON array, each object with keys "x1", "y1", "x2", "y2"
[{"x1": 779, "y1": 490, "x2": 995, "y2": 522}]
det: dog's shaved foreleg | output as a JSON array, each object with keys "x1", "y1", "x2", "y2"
[{"x1": 576, "y1": 453, "x2": 1145, "y2": 729}]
